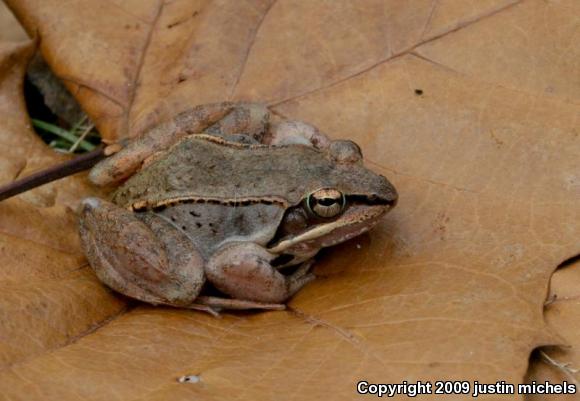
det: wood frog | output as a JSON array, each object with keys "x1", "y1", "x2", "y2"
[{"x1": 79, "y1": 102, "x2": 398, "y2": 314}]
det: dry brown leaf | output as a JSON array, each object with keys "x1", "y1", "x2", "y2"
[
  {"x1": 5, "y1": 0, "x2": 524, "y2": 142},
  {"x1": 0, "y1": 1, "x2": 579, "y2": 400},
  {"x1": 0, "y1": 2, "x2": 26, "y2": 43},
  {"x1": 0, "y1": 40, "x2": 125, "y2": 370},
  {"x1": 525, "y1": 260, "x2": 580, "y2": 400}
]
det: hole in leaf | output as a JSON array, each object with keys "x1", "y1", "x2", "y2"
[
  {"x1": 177, "y1": 375, "x2": 201, "y2": 384},
  {"x1": 24, "y1": 53, "x2": 101, "y2": 154},
  {"x1": 556, "y1": 254, "x2": 580, "y2": 270}
]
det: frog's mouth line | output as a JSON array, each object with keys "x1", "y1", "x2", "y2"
[{"x1": 268, "y1": 201, "x2": 394, "y2": 254}]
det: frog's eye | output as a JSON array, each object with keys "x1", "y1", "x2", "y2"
[{"x1": 306, "y1": 189, "x2": 346, "y2": 218}]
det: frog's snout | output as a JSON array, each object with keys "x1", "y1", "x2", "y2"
[
  {"x1": 387, "y1": 187, "x2": 399, "y2": 209},
  {"x1": 376, "y1": 174, "x2": 398, "y2": 210}
]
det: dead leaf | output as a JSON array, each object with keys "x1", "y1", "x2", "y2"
[
  {"x1": 525, "y1": 259, "x2": 580, "y2": 400},
  {"x1": 0, "y1": 40, "x2": 125, "y2": 371},
  {"x1": 0, "y1": 1, "x2": 579, "y2": 400},
  {"x1": 0, "y1": 3, "x2": 26, "y2": 43}
]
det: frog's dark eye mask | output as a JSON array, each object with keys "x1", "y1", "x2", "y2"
[{"x1": 305, "y1": 188, "x2": 346, "y2": 218}]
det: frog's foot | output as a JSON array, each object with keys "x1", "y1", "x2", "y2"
[
  {"x1": 266, "y1": 120, "x2": 331, "y2": 149},
  {"x1": 89, "y1": 102, "x2": 233, "y2": 187},
  {"x1": 205, "y1": 103, "x2": 269, "y2": 144},
  {"x1": 265, "y1": 121, "x2": 363, "y2": 165},
  {"x1": 79, "y1": 197, "x2": 205, "y2": 306},
  {"x1": 205, "y1": 242, "x2": 315, "y2": 304}
]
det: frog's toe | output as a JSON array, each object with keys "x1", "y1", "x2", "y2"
[
  {"x1": 287, "y1": 272, "x2": 316, "y2": 299},
  {"x1": 80, "y1": 197, "x2": 101, "y2": 211}
]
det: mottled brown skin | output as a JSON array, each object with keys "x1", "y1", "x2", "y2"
[{"x1": 79, "y1": 103, "x2": 398, "y2": 313}]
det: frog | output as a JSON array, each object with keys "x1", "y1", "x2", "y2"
[{"x1": 79, "y1": 102, "x2": 398, "y2": 314}]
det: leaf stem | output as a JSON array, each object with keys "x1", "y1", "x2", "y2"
[{"x1": 0, "y1": 146, "x2": 105, "y2": 202}]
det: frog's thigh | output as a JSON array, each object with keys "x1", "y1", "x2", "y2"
[
  {"x1": 267, "y1": 120, "x2": 330, "y2": 149},
  {"x1": 79, "y1": 198, "x2": 205, "y2": 306},
  {"x1": 205, "y1": 242, "x2": 315, "y2": 304},
  {"x1": 89, "y1": 102, "x2": 233, "y2": 186}
]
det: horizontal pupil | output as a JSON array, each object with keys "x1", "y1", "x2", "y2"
[{"x1": 318, "y1": 198, "x2": 337, "y2": 206}]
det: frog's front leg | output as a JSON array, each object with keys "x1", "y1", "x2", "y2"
[
  {"x1": 79, "y1": 198, "x2": 205, "y2": 307},
  {"x1": 205, "y1": 242, "x2": 316, "y2": 304}
]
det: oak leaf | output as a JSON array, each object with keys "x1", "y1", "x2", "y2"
[{"x1": 0, "y1": 1, "x2": 579, "y2": 400}]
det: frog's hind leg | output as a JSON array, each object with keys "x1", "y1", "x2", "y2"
[
  {"x1": 79, "y1": 198, "x2": 205, "y2": 306},
  {"x1": 89, "y1": 102, "x2": 234, "y2": 186},
  {"x1": 205, "y1": 242, "x2": 315, "y2": 304},
  {"x1": 205, "y1": 103, "x2": 270, "y2": 144},
  {"x1": 265, "y1": 120, "x2": 331, "y2": 149}
]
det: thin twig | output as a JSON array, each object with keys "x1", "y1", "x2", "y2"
[{"x1": 0, "y1": 146, "x2": 105, "y2": 202}]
